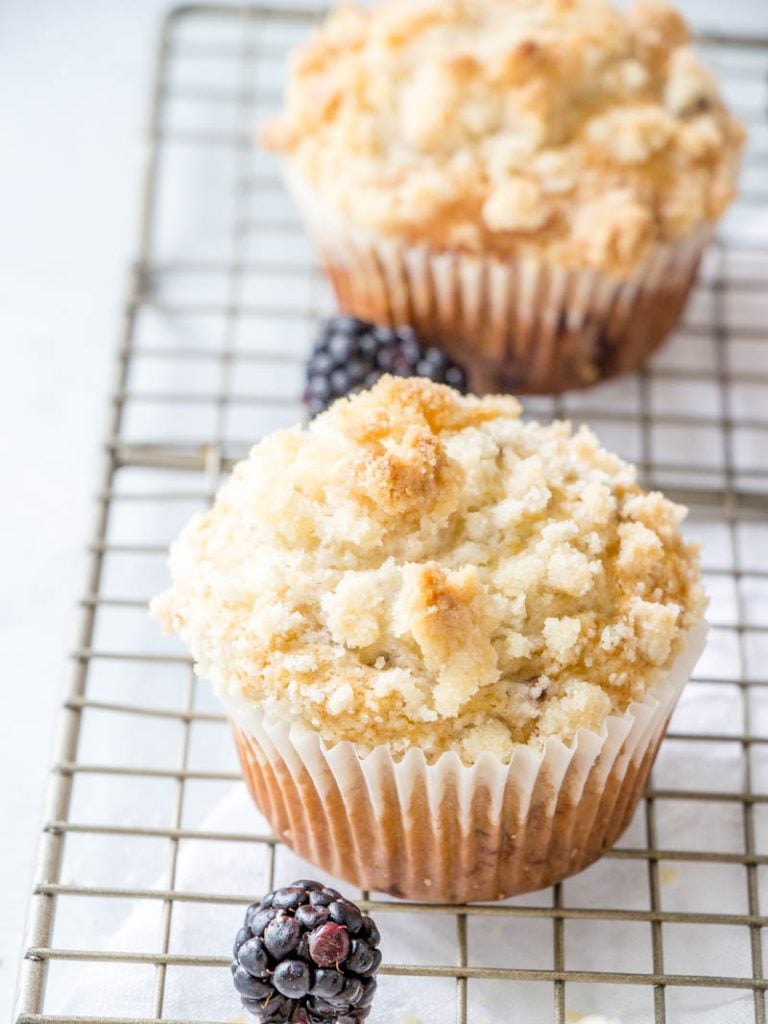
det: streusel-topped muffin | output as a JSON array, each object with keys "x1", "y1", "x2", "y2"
[
  {"x1": 153, "y1": 376, "x2": 703, "y2": 763},
  {"x1": 152, "y1": 378, "x2": 707, "y2": 901},
  {"x1": 263, "y1": 0, "x2": 744, "y2": 393}
]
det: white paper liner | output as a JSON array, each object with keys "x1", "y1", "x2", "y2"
[
  {"x1": 223, "y1": 619, "x2": 708, "y2": 904},
  {"x1": 285, "y1": 168, "x2": 713, "y2": 395}
]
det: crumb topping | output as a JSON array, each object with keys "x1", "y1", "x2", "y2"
[
  {"x1": 152, "y1": 377, "x2": 706, "y2": 763},
  {"x1": 262, "y1": 0, "x2": 744, "y2": 277}
]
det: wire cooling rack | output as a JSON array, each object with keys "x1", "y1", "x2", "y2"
[{"x1": 13, "y1": 5, "x2": 768, "y2": 1024}]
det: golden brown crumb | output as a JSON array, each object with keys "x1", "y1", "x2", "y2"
[
  {"x1": 151, "y1": 377, "x2": 706, "y2": 763},
  {"x1": 263, "y1": 0, "x2": 744, "y2": 278}
]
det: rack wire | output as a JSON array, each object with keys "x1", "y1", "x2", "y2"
[{"x1": 13, "y1": 5, "x2": 768, "y2": 1023}]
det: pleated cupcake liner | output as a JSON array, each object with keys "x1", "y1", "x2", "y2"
[
  {"x1": 224, "y1": 618, "x2": 707, "y2": 904},
  {"x1": 285, "y1": 170, "x2": 712, "y2": 395}
]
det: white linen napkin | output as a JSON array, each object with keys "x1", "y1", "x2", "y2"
[{"x1": 52, "y1": 664, "x2": 756, "y2": 1024}]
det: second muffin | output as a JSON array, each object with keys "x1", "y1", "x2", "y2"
[
  {"x1": 263, "y1": 0, "x2": 744, "y2": 394},
  {"x1": 152, "y1": 377, "x2": 706, "y2": 902}
]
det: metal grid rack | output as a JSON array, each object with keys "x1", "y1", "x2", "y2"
[{"x1": 13, "y1": 5, "x2": 768, "y2": 1023}]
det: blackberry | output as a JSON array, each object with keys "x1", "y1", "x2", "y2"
[
  {"x1": 232, "y1": 880, "x2": 381, "y2": 1024},
  {"x1": 304, "y1": 316, "x2": 469, "y2": 416}
]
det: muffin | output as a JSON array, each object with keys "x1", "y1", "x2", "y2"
[
  {"x1": 151, "y1": 377, "x2": 707, "y2": 902},
  {"x1": 262, "y1": 0, "x2": 744, "y2": 394}
]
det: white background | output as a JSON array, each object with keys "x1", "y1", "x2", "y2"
[{"x1": 2, "y1": 0, "x2": 767, "y2": 1018}]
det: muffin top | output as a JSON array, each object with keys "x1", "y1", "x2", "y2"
[
  {"x1": 152, "y1": 377, "x2": 705, "y2": 764},
  {"x1": 263, "y1": 0, "x2": 743, "y2": 277}
]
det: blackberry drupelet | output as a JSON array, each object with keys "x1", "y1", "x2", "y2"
[
  {"x1": 304, "y1": 316, "x2": 469, "y2": 416},
  {"x1": 232, "y1": 880, "x2": 381, "y2": 1024}
]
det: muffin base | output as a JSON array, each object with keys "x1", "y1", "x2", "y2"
[
  {"x1": 286, "y1": 172, "x2": 712, "y2": 394},
  {"x1": 227, "y1": 621, "x2": 706, "y2": 904}
]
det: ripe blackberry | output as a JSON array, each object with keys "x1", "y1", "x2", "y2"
[
  {"x1": 304, "y1": 316, "x2": 469, "y2": 416},
  {"x1": 232, "y1": 880, "x2": 381, "y2": 1024}
]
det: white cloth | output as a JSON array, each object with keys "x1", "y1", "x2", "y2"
[{"x1": 52, "y1": 637, "x2": 756, "y2": 1023}]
